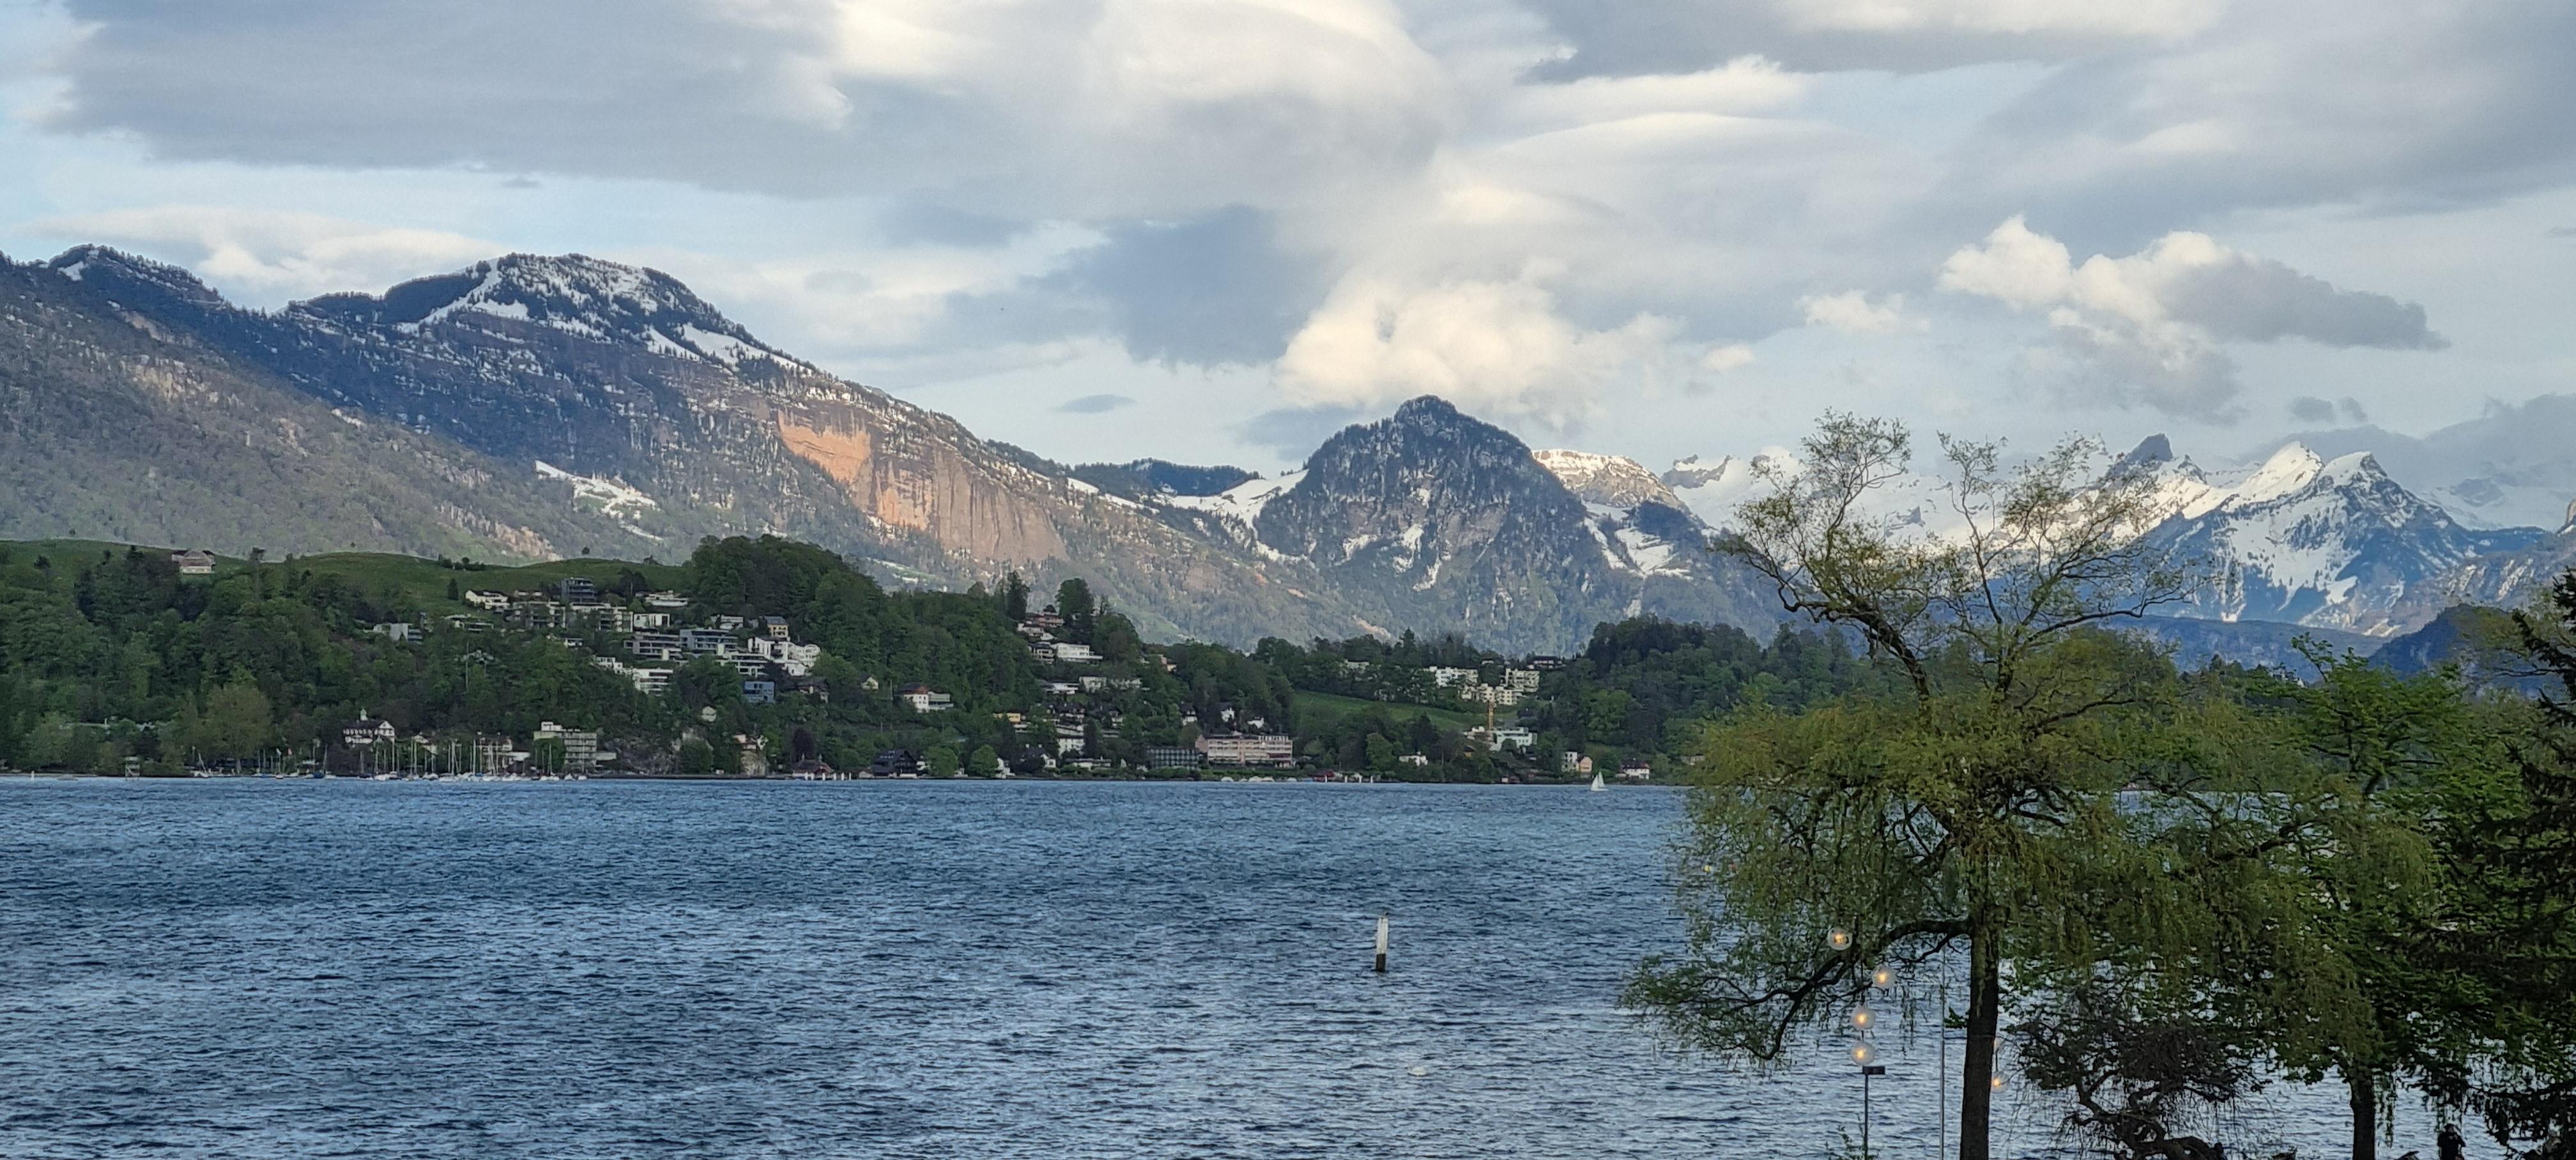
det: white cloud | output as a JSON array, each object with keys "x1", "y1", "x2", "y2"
[
  {"x1": 1798, "y1": 289, "x2": 1922, "y2": 334},
  {"x1": 25, "y1": 206, "x2": 499, "y2": 305},
  {"x1": 1784, "y1": 0, "x2": 2220, "y2": 38},
  {"x1": 6, "y1": 0, "x2": 2565, "y2": 462},
  {"x1": 1274, "y1": 275, "x2": 1683, "y2": 429},
  {"x1": 1940, "y1": 215, "x2": 2442, "y2": 415},
  {"x1": 1701, "y1": 342, "x2": 1757, "y2": 372}
]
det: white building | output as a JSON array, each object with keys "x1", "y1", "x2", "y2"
[
  {"x1": 898, "y1": 685, "x2": 954, "y2": 713},
  {"x1": 740, "y1": 636, "x2": 821, "y2": 676},
  {"x1": 533, "y1": 721, "x2": 600, "y2": 772},
  {"x1": 1196, "y1": 733, "x2": 1297, "y2": 768},
  {"x1": 1049, "y1": 641, "x2": 1100, "y2": 664},
  {"x1": 463, "y1": 590, "x2": 510, "y2": 611},
  {"x1": 1478, "y1": 726, "x2": 1535, "y2": 752},
  {"x1": 372, "y1": 622, "x2": 420, "y2": 644}
]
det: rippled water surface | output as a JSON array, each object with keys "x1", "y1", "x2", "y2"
[{"x1": 1, "y1": 779, "x2": 2461, "y2": 1157}]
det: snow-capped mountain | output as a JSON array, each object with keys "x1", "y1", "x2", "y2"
[
  {"x1": 12, "y1": 244, "x2": 1387, "y2": 645},
  {"x1": 1650, "y1": 430, "x2": 2557, "y2": 640},
  {"x1": 19, "y1": 240, "x2": 2576, "y2": 655},
  {"x1": 2128, "y1": 438, "x2": 2545, "y2": 635},
  {"x1": 295, "y1": 253, "x2": 793, "y2": 370},
  {"x1": 1531, "y1": 450, "x2": 1710, "y2": 581}
]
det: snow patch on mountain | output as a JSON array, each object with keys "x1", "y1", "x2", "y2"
[
  {"x1": 1533, "y1": 448, "x2": 1683, "y2": 509},
  {"x1": 535, "y1": 460, "x2": 659, "y2": 518},
  {"x1": 1158, "y1": 470, "x2": 1303, "y2": 524}
]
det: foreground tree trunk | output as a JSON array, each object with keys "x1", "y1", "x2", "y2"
[
  {"x1": 2349, "y1": 1069, "x2": 2377, "y2": 1160},
  {"x1": 1962, "y1": 921, "x2": 2002, "y2": 1160}
]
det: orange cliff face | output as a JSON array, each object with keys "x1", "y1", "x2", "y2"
[{"x1": 774, "y1": 408, "x2": 1070, "y2": 565}]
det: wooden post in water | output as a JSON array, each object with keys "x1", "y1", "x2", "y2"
[{"x1": 1374, "y1": 915, "x2": 1389, "y2": 973}]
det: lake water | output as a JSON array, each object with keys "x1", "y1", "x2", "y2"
[{"x1": 0, "y1": 779, "x2": 2467, "y2": 1157}]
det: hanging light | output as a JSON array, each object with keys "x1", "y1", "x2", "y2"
[
  {"x1": 1871, "y1": 966, "x2": 1896, "y2": 988},
  {"x1": 1827, "y1": 928, "x2": 1853, "y2": 951},
  {"x1": 1990, "y1": 1074, "x2": 2006, "y2": 1092},
  {"x1": 1851, "y1": 1006, "x2": 1877, "y2": 1031},
  {"x1": 1851, "y1": 1041, "x2": 1879, "y2": 1066}
]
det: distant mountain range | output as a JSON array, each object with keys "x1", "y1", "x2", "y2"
[{"x1": 5, "y1": 243, "x2": 2570, "y2": 658}]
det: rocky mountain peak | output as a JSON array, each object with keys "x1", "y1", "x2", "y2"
[
  {"x1": 1255, "y1": 395, "x2": 1586, "y2": 570},
  {"x1": 291, "y1": 252, "x2": 788, "y2": 369},
  {"x1": 45, "y1": 245, "x2": 227, "y2": 309},
  {"x1": 1533, "y1": 448, "x2": 1684, "y2": 509},
  {"x1": 2115, "y1": 432, "x2": 2174, "y2": 471}
]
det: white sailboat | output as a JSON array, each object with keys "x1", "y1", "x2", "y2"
[{"x1": 1588, "y1": 771, "x2": 1606, "y2": 792}]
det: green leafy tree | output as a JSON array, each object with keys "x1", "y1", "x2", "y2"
[
  {"x1": 1623, "y1": 415, "x2": 2234, "y2": 1160},
  {"x1": 192, "y1": 676, "x2": 275, "y2": 761},
  {"x1": 968, "y1": 744, "x2": 999, "y2": 777},
  {"x1": 2244, "y1": 647, "x2": 2490, "y2": 1160},
  {"x1": 1002, "y1": 572, "x2": 1029, "y2": 622},
  {"x1": 1055, "y1": 578, "x2": 1096, "y2": 645}
]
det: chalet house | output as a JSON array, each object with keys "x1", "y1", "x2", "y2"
[
  {"x1": 760, "y1": 616, "x2": 791, "y2": 640},
  {"x1": 1618, "y1": 761, "x2": 1653, "y2": 781},
  {"x1": 171, "y1": 549, "x2": 216, "y2": 576},
  {"x1": 341, "y1": 718, "x2": 397, "y2": 749}
]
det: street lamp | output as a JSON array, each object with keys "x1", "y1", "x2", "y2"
[
  {"x1": 1827, "y1": 928, "x2": 1854, "y2": 951},
  {"x1": 1852, "y1": 1039, "x2": 1886, "y2": 1159}
]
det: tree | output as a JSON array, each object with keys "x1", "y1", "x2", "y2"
[
  {"x1": 1002, "y1": 572, "x2": 1029, "y2": 622},
  {"x1": 2413, "y1": 576, "x2": 2576, "y2": 1151},
  {"x1": 2010, "y1": 975, "x2": 2264, "y2": 1160},
  {"x1": 1055, "y1": 578, "x2": 1095, "y2": 645},
  {"x1": 192, "y1": 676, "x2": 275, "y2": 761},
  {"x1": 1623, "y1": 415, "x2": 2224, "y2": 1160},
  {"x1": 969, "y1": 744, "x2": 999, "y2": 777},
  {"x1": 2247, "y1": 646, "x2": 2483, "y2": 1160}
]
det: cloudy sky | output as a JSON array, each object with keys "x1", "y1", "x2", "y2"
[{"x1": 3, "y1": 0, "x2": 2572, "y2": 505}]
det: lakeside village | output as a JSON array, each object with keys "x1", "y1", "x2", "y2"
[{"x1": 3, "y1": 537, "x2": 1876, "y2": 782}]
